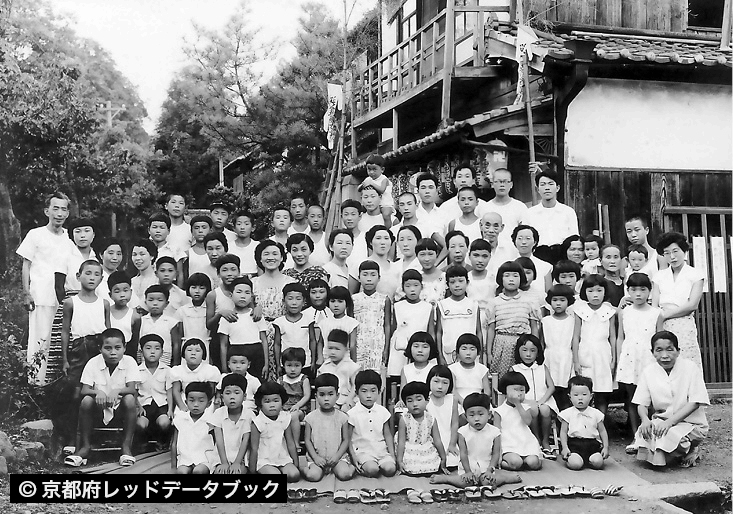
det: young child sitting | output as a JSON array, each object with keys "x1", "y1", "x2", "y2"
[
  {"x1": 171, "y1": 382, "x2": 218, "y2": 474},
  {"x1": 559, "y1": 375, "x2": 609, "y2": 470},
  {"x1": 493, "y1": 371, "x2": 542, "y2": 471},
  {"x1": 317, "y1": 329, "x2": 360, "y2": 410},
  {"x1": 430, "y1": 393, "x2": 521, "y2": 488},
  {"x1": 400, "y1": 331, "x2": 439, "y2": 390},
  {"x1": 449, "y1": 334, "x2": 490, "y2": 405},
  {"x1": 426, "y1": 365, "x2": 461, "y2": 469},
  {"x1": 348, "y1": 370, "x2": 397, "y2": 478},
  {"x1": 396, "y1": 381, "x2": 447, "y2": 476},
  {"x1": 277, "y1": 348, "x2": 311, "y2": 452},
  {"x1": 211, "y1": 373, "x2": 253, "y2": 474},
  {"x1": 136, "y1": 334, "x2": 173, "y2": 449},
  {"x1": 250, "y1": 381, "x2": 301, "y2": 482},
  {"x1": 170, "y1": 339, "x2": 221, "y2": 412},
  {"x1": 218, "y1": 347, "x2": 261, "y2": 412},
  {"x1": 65, "y1": 328, "x2": 140, "y2": 468},
  {"x1": 301, "y1": 373, "x2": 356, "y2": 482},
  {"x1": 360, "y1": 154, "x2": 394, "y2": 228}
]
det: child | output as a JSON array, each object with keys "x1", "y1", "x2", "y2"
[
  {"x1": 390, "y1": 270, "x2": 434, "y2": 384},
  {"x1": 540, "y1": 285, "x2": 576, "y2": 411},
  {"x1": 493, "y1": 371, "x2": 542, "y2": 471},
  {"x1": 200, "y1": 232, "x2": 229, "y2": 289},
  {"x1": 278, "y1": 348, "x2": 311, "y2": 452},
  {"x1": 486, "y1": 261, "x2": 539, "y2": 378},
  {"x1": 447, "y1": 187, "x2": 482, "y2": 244},
  {"x1": 156, "y1": 256, "x2": 189, "y2": 315},
  {"x1": 396, "y1": 381, "x2": 447, "y2": 475},
  {"x1": 171, "y1": 381, "x2": 218, "y2": 474},
  {"x1": 581, "y1": 234, "x2": 603, "y2": 276},
  {"x1": 624, "y1": 216, "x2": 663, "y2": 273},
  {"x1": 511, "y1": 334, "x2": 557, "y2": 456},
  {"x1": 616, "y1": 273, "x2": 664, "y2": 449},
  {"x1": 209, "y1": 200, "x2": 237, "y2": 247},
  {"x1": 218, "y1": 276, "x2": 268, "y2": 378},
  {"x1": 229, "y1": 210, "x2": 259, "y2": 276},
  {"x1": 136, "y1": 334, "x2": 173, "y2": 448},
  {"x1": 341, "y1": 200, "x2": 367, "y2": 272},
  {"x1": 317, "y1": 329, "x2": 360, "y2": 410},
  {"x1": 436, "y1": 265, "x2": 481, "y2": 364},
  {"x1": 183, "y1": 215, "x2": 213, "y2": 283},
  {"x1": 415, "y1": 238, "x2": 446, "y2": 306},
  {"x1": 301, "y1": 373, "x2": 356, "y2": 481},
  {"x1": 348, "y1": 370, "x2": 397, "y2": 477},
  {"x1": 250, "y1": 381, "x2": 301, "y2": 481},
  {"x1": 400, "y1": 331, "x2": 439, "y2": 389},
  {"x1": 430, "y1": 393, "x2": 521, "y2": 488},
  {"x1": 303, "y1": 277, "x2": 329, "y2": 327},
  {"x1": 270, "y1": 205, "x2": 292, "y2": 247},
  {"x1": 559, "y1": 376, "x2": 609, "y2": 470},
  {"x1": 449, "y1": 334, "x2": 490, "y2": 406},
  {"x1": 211, "y1": 373, "x2": 253, "y2": 474},
  {"x1": 315, "y1": 286, "x2": 358, "y2": 364},
  {"x1": 164, "y1": 193, "x2": 191, "y2": 255},
  {"x1": 306, "y1": 204, "x2": 330, "y2": 266},
  {"x1": 64, "y1": 328, "x2": 140, "y2": 467},
  {"x1": 515, "y1": 257, "x2": 546, "y2": 310},
  {"x1": 552, "y1": 259, "x2": 582, "y2": 298},
  {"x1": 353, "y1": 260, "x2": 391, "y2": 372},
  {"x1": 130, "y1": 239, "x2": 159, "y2": 308},
  {"x1": 205, "y1": 253, "x2": 240, "y2": 366},
  {"x1": 426, "y1": 366, "x2": 460, "y2": 468},
  {"x1": 572, "y1": 274, "x2": 617, "y2": 415},
  {"x1": 288, "y1": 193, "x2": 310, "y2": 234},
  {"x1": 139, "y1": 284, "x2": 182, "y2": 367},
  {"x1": 176, "y1": 273, "x2": 212, "y2": 358},
  {"x1": 599, "y1": 244, "x2": 625, "y2": 306},
  {"x1": 273, "y1": 283, "x2": 313, "y2": 375},
  {"x1": 361, "y1": 154, "x2": 394, "y2": 229},
  {"x1": 170, "y1": 339, "x2": 222, "y2": 412},
  {"x1": 148, "y1": 213, "x2": 183, "y2": 262},
  {"x1": 219, "y1": 347, "x2": 261, "y2": 412},
  {"x1": 108, "y1": 271, "x2": 140, "y2": 357},
  {"x1": 467, "y1": 239, "x2": 495, "y2": 319}
]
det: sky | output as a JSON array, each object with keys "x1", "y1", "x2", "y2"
[{"x1": 53, "y1": 0, "x2": 377, "y2": 134}]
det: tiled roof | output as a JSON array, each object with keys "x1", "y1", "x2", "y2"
[{"x1": 533, "y1": 31, "x2": 732, "y2": 67}]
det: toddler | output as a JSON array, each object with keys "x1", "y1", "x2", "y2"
[
  {"x1": 449, "y1": 334, "x2": 489, "y2": 404},
  {"x1": 493, "y1": 371, "x2": 542, "y2": 471},
  {"x1": 278, "y1": 348, "x2": 311, "y2": 451},
  {"x1": 360, "y1": 154, "x2": 394, "y2": 228},
  {"x1": 397, "y1": 381, "x2": 447, "y2": 475},
  {"x1": 559, "y1": 376, "x2": 609, "y2": 470},
  {"x1": 211, "y1": 373, "x2": 253, "y2": 474},
  {"x1": 171, "y1": 382, "x2": 218, "y2": 474},
  {"x1": 581, "y1": 234, "x2": 603, "y2": 276}
]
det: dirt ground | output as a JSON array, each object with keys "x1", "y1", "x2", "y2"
[{"x1": 0, "y1": 403, "x2": 730, "y2": 514}]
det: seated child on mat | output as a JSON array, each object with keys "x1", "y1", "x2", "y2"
[
  {"x1": 211, "y1": 373, "x2": 253, "y2": 474},
  {"x1": 277, "y1": 348, "x2": 311, "y2": 451},
  {"x1": 559, "y1": 375, "x2": 609, "y2": 470},
  {"x1": 396, "y1": 381, "x2": 447, "y2": 476},
  {"x1": 430, "y1": 393, "x2": 521, "y2": 488},
  {"x1": 171, "y1": 381, "x2": 219, "y2": 474},
  {"x1": 301, "y1": 373, "x2": 356, "y2": 482},
  {"x1": 348, "y1": 370, "x2": 397, "y2": 478},
  {"x1": 493, "y1": 371, "x2": 542, "y2": 471}
]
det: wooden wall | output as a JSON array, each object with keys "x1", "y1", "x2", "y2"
[
  {"x1": 564, "y1": 168, "x2": 732, "y2": 248},
  {"x1": 524, "y1": 0, "x2": 687, "y2": 32}
]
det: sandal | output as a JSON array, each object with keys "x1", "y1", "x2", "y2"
[
  {"x1": 575, "y1": 486, "x2": 591, "y2": 497},
  {"x1": 360, "y1": 489, "x2": 377, "y2": 504},
  {"x1": 119, "y1": 454, "x2": 136, "y2": 467},
  {"x1": 419, "y1": 490, "x2": 434, "y2": 504},
  {"x1": 680, "y1": 449, "x2": 701, "y2": 468},
  {"x1": 542, "y1": 448, "x2": 557, "y2": 460},
  {"x1": 528, "y1": 488, "x2": 545, "y2": 498},
  {"x1": 406, "y1": 489, "x2": 422, "y2": 504},
  {"x1": 305, "y1": 489, "x2": 318, "y2": 501},
  {"x1": 333, "y1": 489, "x2": 347, "y2": 504},
  {"x1": 625, "y1": 444, "x2": 638, "y2": 454},
  {"x1": 62, "y1": 446, "x2": 76, "y2": 456},
  {"x1": 482, "y1": 486, "x2": 501, "y2": 499},
  {"x1": 589, "y1": 487, "x2": 605, "y2": 499},
  {"x1": 447, "y1": 489, "x2": 462, "y2": 502},
  {"x1": 374, "y1": 489, "x2": 390, "y2": 503},
  {"x1": 64, "y1": 455, "x2": 87, "y2": 467},
  {"x1": 347, "y1": 489, "x2": 360, "y2": 503},
  {"x1": 432, "y1": 489, "x2": 447, "y2": 502},
  {"x1": 465, "y1": 486, "x2": 481, "y2": 500},
  {"x1": 559, "y1": 486, "x2": 575, "y2": 497},
  {"x1": 542, "y1": 486, "x2": 561, "y2": 498},
  {"x1": 287, "y1": 489, "x2": 299, "y2": 501},
  {"x1": 604, "y1": 485, "x2": 623, "y2": 496}
]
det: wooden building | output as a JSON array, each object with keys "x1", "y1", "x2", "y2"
[{"x1": 328, "y1": 0, "x2": 732, "y2": 383}]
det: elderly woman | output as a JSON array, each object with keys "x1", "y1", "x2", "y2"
[
  {"x1": 283, "y1": 233, "x2": 328, "y2": 289},
  {"x1": 252, "y1": 240, "x2": 296, "y2": 381},
  {"x1": 632, "y1": 331, "x2": 709, "y2": 467},
  {"x1": 652, "y1": 232, "x2": 705, "y2": 368}
]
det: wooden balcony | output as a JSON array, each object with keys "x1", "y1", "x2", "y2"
[{"x1": 351, "y1": 3, "x2": 510, "y2": 134}]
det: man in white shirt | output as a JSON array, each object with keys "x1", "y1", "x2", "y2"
[
  {"x1": 415, "y1": 173, "x2": 444, "y2": 229},
  {"x1": 436, "y1": 164, "x2": 489, "y2": 235},
  {"x1": 524, "y1": 169, "x2": 579, "y2": 264},
  {"x1": 485, "y1": 168, "x2": 528, "y2": 248}
]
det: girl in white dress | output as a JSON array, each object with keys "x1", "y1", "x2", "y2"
[
  {"x1": 572, "y1": 275, "x2": 617, "y2": 415},
  {"x1": 250, "y1": 382, "x2": 300, "y2": 481},
  {"x1": 616, "y1": 273, "x2": 664, "y2": 449},
  {"x1": 426, "y1": 365, "x2": 460, "y2": 468},
  {"x1": 540, "y1": 285, "x2": 576, "y2": 411},
  {"x1": 436, "y1": 265, "x2": 481, "y2": 364},
  {"x1": 493, "y1": 372, "x2": 542, "y2": 471},
  {"x1": 511, "y1": 334, "x2": 557, "y2": 456},
  {"x1": 400, "y1": 331, "x2": 439, "y2": 388}
]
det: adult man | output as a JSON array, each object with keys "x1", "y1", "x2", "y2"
[
  {"x1": 485, "y1": 168, "x2": 528, "y2": 247},
  {"x1": 524, "y1": 169, "x2": 579, "y2": 264},
  {"x1": 478, "y1": 212, "x2": 519, "y2": 299}
]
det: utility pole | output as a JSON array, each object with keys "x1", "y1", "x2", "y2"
[{"x1": 98, "y1": 100, "x2": 125, "y2": 128}]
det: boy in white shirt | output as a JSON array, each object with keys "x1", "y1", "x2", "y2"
[
  {"x1": 136, "y1": 334, "x2": 173, "y2": 448},
  {"x1": 228, "y1": 210, "x2": 259, "y2": 276},
  {"x1": 165, "y1": 193, "x2": 191, "y2": 254},
  {"x1": 65, "y1": 328, "x2": 141, "y2": 467},
  {"x1": 211, "y1": 373, "x2": 253, "y2": 474},
  {"x1": 218, "y1": 347, "x2": 261, "y2": 412},
  {"x1": 288, "y1": 193, "x2": 310, "y2": 235}
]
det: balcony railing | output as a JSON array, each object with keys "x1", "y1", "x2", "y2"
[{"x1": 352, "y1": 2, "x2": 511, "y2": 124}]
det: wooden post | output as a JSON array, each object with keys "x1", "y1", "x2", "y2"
[
  {"x1": 523, "y1": 52, "x2": 538, "y2": 205},
  {"x1": 441, "y1": 0, "x2": 456, "y2": 122},
  {"x1": 722, "y1": 0, "x2": 732, "y2": 50},
  {"x1": 218, "y1": 158, "x2": 224, "y2": 186},
  {"x1": 393, "y1": 107, "x2": 399, "y2": 150}
]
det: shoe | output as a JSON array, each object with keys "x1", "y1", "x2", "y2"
[
  {"x1": 432, "y1": 489, "x2": 447, "y2": 502},
  {"x1": 589, "y1": 487, "x2": 605, "y2": 499},
  {"x1": 482, "y1": 486, "x2": 501, "y2": 499},
  {"x1": 542, "y1": 448, "x2": 557, "y2": 460},
  {"x1": 465, "y1": 486, "x2": 481, "y2": 500},
  {"x1": 347, "y1": 489, "x2": 360, "y2": 503},
  {"x1": 447, "y1": 489, "x2": 462, "y2": 502},
  {"x1": 333, "y1": 489, "x2": 347, "y2": 504},
  {"x1": 305, "y1": 489, "x2": 318, "y2": 501},
  {"x1": 625, "y1": 444, "x2": 638, "y2": 455},
  {"x1": 62, "y1": 446, "x2": 76, "y2": 456},
  {"x1": 64, "y1": 455, "x2": 87, "y2": 467},
  {"x1": 419, "y1": 490, "x2": 434, "y2": 504},
  {"x1": 288, "y1": 489, "x2": 299, "y2": 501},
  {"x1": 119, "y1": 454, "x2": 136, "y2": 467},
  {"x1": 406, "y1": 489, "x2": 422, "y2": 504},
  {"x1": 360, "y1": 489, "x2": 377, "y2": 504},
  {"x1": 374, "y1": 489, "x2": 390, "y2": 503}
]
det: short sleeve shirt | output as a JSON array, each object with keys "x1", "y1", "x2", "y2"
[
  {"x1": 16, "y1": 226, "x2": 74, "y2": 306},
  {"x1": 273, "y1": 315, "x2": 312, "y2": 366},
  {"x1": 558, "y1": 406, "x2": 605, "y2": 440},
  {"x1": 653, "y1": 264, "x2": 706, "y2": 308},
  {"x1": 137, "y1": 362, "x2": 171, "y2": 407},
  {"x1": 218, "y1": 313, "x2": 268, "y2": 345},
  {"x1": 348, "y1": 402, "x2": 391, "y2": 456},
  {"x1": 209, "y1": 406, "x2": 254, "y2": 463},
  {"x1": 81, "y1": 354, "x2": 141, "y2": 424}
]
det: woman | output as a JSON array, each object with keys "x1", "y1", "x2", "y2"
[
  {"x1": 322, "y1": 229, "x2": 354, "y2": 289},
  {"x1": 252, "y1": 240, "x2": 296, "y2": 381},
  {"x1": 560, "y1": 235, "x2": 585, "y2": 265},
  {"x1": 350, "y1": 225, "x2": 399, "y2": 297},
  {"x1": 394, "y1": 225, "x2": 421, "y2": 273},
  {"x1": 632, "y1": 331, "x2": 709, "y2": 467},
  {"x1": 130, "y1": 239, "x2": 159, "y2": 308},
  {"x1": 511, "y1": 224, "x2": 552, "y2": 294},
  {"x1": 652, "y1": 232, "x2": 705, "y2": 368},
  {"x1": 283, "y1": 233, "x2": 328, "y2": 289}
]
